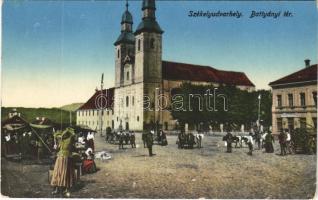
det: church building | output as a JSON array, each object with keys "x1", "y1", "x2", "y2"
[{"x1": 76, "y1": 0, "x2": 255, "y2": 132}]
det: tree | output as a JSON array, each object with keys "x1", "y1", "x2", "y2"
[{"x1": 170, "y1": 82, "x2": 272, "y2": 131}]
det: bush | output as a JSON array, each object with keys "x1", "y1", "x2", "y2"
[{"x1": 291, "y1": 128, "x2": 316, "y2": 154}]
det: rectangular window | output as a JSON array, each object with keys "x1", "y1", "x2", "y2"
[
  {"x1": 313, "y1": 92, "x2": 317, "y2": 106},
  {"x1": 288, "y1": 118, "x2": 294, "y2": 131},
  {"x1": 288, "y1": 94, "x2": 293, "y2": 107},
  {"x1": 138, "y1": 39, "x2": 141, "y2": 51},
  {"x1": 93, "y1": 110, "x2": 94, "y2": 116},
  {"x1": 277, "y1": 95, "x2": 282, "y2": 107},
  {"x1": 313, "y1": 118, "x2": 317, "y2": 130},
  {"x1": 300, "y1": 118, "x2": 306, "y2": 129},
  {"x1": 277, "y1": 118, "x2": 283, "y2": 132},
  {"x1": 300, "y1": 93, "x2": 306, "y2": 107}
]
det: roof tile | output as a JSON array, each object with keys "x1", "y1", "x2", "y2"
[
  {"x1": 162, "y1": 61, "x2": 255, "y2": 87},
  {"x1": 78, "y1": 88, "x2": 115, "y2": 110},
  {"x1": 269, "y1": 64, "x2": 317, "y2": 86}
]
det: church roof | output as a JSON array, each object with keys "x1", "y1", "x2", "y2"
[
  {"x1": 162, "y1": 61, "x2": 255, "y2": 87},
  {"x1": 135, "y1": 18, "x2": 163, "y2": 35},
  {"x1": 142, "y1": 0, "x2": 156, "y2": 10},
  {"x1": 122, "y1": 10, "x2": 133, "y2": 24},
  {"x1": 78, "y1": 88, "x2": 115, "y2": 110},
  {"x1": 114, "y1": 31, "x2": 135, "y2": 46},
  {"x1": 269, "y1": 64, "x2": 317, "y2": 86}
]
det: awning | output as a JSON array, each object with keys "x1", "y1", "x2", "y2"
[{"x1": 30, "y1": 123, "x2": 52, "y2": 129}]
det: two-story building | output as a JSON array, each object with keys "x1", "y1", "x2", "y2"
[
  {"x1": 76, "y1": 88, "x2": 115, "y2": 131},
  {"x1": 269, "y1": 59, "x2": 317, "y2": 134}
]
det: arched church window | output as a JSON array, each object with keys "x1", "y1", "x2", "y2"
[
  {"x1": 138, "y1": 39, "x2": 141, "y2": 51},
  {"x1": 126, "y1": 96, "x2": 129, "y2": 107},
  {"x1": 150, "y1": 38, "x2": 155, "y2": 49},
  {"x1": 132, "y1": 96, "x2": 135, "y2": 106},
  {"x1": 117, "y1": 49, "x2": 120, "y2": 58},
  {"x1": 127, "y1": 71, "x2": 130, "y2": 81}
]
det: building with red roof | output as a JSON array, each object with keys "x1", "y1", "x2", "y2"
[
  {"x1": 269, "y1": 59, "x2": 317, "y2": 134},
  {"x1": 77, "y1": 0, "x2": 255, "y2": 132}
]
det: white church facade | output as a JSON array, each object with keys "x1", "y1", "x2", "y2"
[{"x1": 76, "y1": 0, "x2": 255, "y2": 132}]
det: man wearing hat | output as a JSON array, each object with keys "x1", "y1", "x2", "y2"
[{"x1": 146, "y1": 130, "x2": 154, "y2": 156}]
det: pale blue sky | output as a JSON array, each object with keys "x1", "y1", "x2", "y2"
[{"x1": 2, "y1": 0, "x2": 317, "y2": 107}]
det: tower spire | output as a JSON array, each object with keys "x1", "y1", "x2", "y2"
[
  {"x1": 135, "y1": 0, "x2": 163, "y2": 35},
  {"x1": 114, "y1": 0, "x2": 135, "y2": 46}
]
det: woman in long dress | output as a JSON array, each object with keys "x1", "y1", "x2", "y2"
[{"x1": 51, "y1": 128, "x2": 76, "y2": 197}]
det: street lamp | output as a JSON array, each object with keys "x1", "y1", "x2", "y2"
[
  {"x1": 154, "y1": 87, "x2": 160, "y2": 135},
  {"x1": 258, "y1": 94, "x2": 261, "y2": 131}
]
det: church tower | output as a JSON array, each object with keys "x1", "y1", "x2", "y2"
[
  {"x1": 114, "y1": 1, "x2": 135, "y2": 88},
  {"x1": 134, "y1": 0, "x2": 163, "y2": 83},
  {"x1": 134, "y1": 0, "x2": 164, "y2": 127}
]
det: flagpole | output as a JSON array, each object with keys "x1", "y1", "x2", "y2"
[
  {"x1": 69, "y1": 110, "x2": 72, "y2": 126},
  {"x1": 258, "y1": 94, "x2": 261, "y2": 131},
  {"x1": 100, "y1": 73, "x2": 104, "y2": 137}
]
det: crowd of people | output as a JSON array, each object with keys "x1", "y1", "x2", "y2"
[
  {"x1": 105, "y1": 128, "x2": 168, "y2": 156},
  {"x1": 223, "y1": 129, "x2": 273, "y2": 155},
  {"x1": 223, "y1": 127, "x2": 316, "y2": 156},
  {"x1": 2, "y1": 129, "x2": 53, "y2": 162},
  {"x1": 3, "y1": 122, "x2": 316, "y2": 197}
]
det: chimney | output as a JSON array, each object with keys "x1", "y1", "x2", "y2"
[{"x1": 305, "y1": 59, "x2": 311, "y2": 68}]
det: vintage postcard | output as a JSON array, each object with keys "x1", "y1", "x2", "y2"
[{"x1": 1, "y1": 0, "x2": 317, "y2": 199}]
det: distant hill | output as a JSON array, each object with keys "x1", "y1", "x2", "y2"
[
  {"x1": 60, "y1": 103, "x2": 83, "y2": 112},
  {"x1": 1, "y1": 107, "x2": 76, "y2": 124}
]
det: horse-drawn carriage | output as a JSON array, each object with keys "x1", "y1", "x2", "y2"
[
  {"x1": 176, "y1": 132, "x2": 204, "y2": 149},
  {"x1": 105, "y1": 127, "x2": 136, "y2": 148}
]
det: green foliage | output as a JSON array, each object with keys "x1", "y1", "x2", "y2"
[
  {"x1": 1, "y1": 107, "x2": 76, "y2": 125},
  {"x1": 291, "y1": 128, "x2": 316, "y2": 154},
  {"x1": 170, "y1": 83, "x2": 272, "y2": 130}
]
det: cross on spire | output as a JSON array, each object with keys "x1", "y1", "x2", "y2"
[{"x1": 126, "y1": 0, "x2": 129, "y2": 11}]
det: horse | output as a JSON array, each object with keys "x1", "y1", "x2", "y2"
[
  {"x1": 194, "y1": 133, "x2": 204, "y2": 148},
  {"x1": 232, "y1": 135, "x2": 241, "y2": 148},
  {"x1": 241, "y1": 136, "x2": 254, "y2": 147}
]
